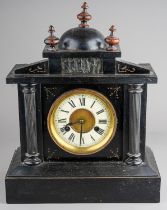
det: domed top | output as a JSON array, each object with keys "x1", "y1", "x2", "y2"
[
  {"x1": 58, "y1": 2, "x2": 106, "y2": 51},
  {"x1": 58, "y1": 27, "x2": 106, "y2": 51}
]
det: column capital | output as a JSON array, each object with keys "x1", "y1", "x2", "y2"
[
  {"x1": 21, "y1": 84, "x2": 37, "y2": 94},
  {"x1": 128, "y1": 84, "x2": 143, "y2": 93}
]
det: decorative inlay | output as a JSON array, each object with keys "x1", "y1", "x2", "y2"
[
  {"x1": 118, "y1": 63, "x2": 136, "y2": 73},
  {"x1": 15, "y1": 60, "x2": 48, "y2": 74},
  {"x1": 44, "y1": 87, "x2": 57, "y2": 100},
  {"x1": 109, "y1": 148, "x2": 120, "y2": 159},
  {"x1": 61, "y1": 58, "x2": 102, "y2": 74},
  {"x1": 47, "y1": 148, "x2": 57, "y2": 160},
  {"x1": 108, "y1": 86, "x2": 121, "y2": 99},
  {"x1": 28, "y1": 63, "x2": 48, "y2": 73},
  {"x1": 116, "y1": 59, "x2": 150, "y2": 74}
]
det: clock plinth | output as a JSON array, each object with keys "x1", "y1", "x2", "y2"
[
  {"x1": 6, "y1": 147, "x2": 160, "y2": 203},
  {"x1": 5, "y1": 2, "x2": 160, "y2": 204}
]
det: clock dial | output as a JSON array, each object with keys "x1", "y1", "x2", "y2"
[{"x1": 47, "y1": 88, "x2": 117, "y2": 155}]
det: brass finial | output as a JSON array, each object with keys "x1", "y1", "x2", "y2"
[
  {"x1": 77, "y1": 2, "x2": 92, "y2": 28},
  {"x1": 105, "y1": 25, "x2": 120, "y2": 51},
  {"x1": 44, "y1": 25, "x2": 59, "y2": 49}
]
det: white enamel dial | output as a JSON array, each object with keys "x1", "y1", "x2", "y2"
[{"x1": 47, "y1": 88, "x2": 117, "y2": 155}]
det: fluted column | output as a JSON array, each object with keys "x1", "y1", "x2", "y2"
[
  {"x1": 21, "y1": 84, "x2": 41, "y2": 165},
  {"x1": 125, "y1": 84, "x2": 143, "y2": 166}
]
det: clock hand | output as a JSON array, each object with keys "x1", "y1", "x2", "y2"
[
  {"x1": 80, "y1": 123, "x2": 83, "y2": 146},
  {"x1": 62, "y1": 121, "x2": 81, "y2": 132},
  {"x1": 65, "y1": 121, "x2": 80, "y2": 127},
  {"x1": 79, "y1": 119, "x2": 84, "y2": 146}
]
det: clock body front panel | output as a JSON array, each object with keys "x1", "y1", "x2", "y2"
[{"x1": 42, "y1": 84, "x2": 124, "y2": 161}]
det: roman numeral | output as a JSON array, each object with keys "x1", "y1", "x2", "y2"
[
  {"x1": 60, "y1": 127, "x2": 67, "y2": 135},
  {"x1": 60, "y1": 109, "x2": 69, "y2": 114},
  {"x1": 90, "y1": 135, "x2": 96, "y2": 141},
  {"x1": 68, "y1": 100, "x2": 76, "y2": 108},
  {"x1": 99, "y1": 119, "x2": 107, "y2": 124},
  {"x1": 58, "y1": 118, "x2": 67, "y2": 123},
  {"x1": 90, "y1": 100, "x2": 96, "y2": 108},
  {"x1": 95, "y1": 128, "x2": 104, "y2": 135},
  {"x1": 68, "y1": 133, "x2": 75, "y2": 142},
  {"x1": 96, "y1": 109, "x2": 104, "y2": 115},
  {"x1": 79, "y1": 98, "x2": 85, "y2": 106}
]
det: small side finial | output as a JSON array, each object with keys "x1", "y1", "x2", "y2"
[
  {"x1": 109, "y1": 25, "x2": 117, "y2": 36},
  {"x1": 77, "y1": 2, "x2": 92, "y2": 28},
  {"x1": 44, "y1": 25, "x2": 59, "y2": 49},
  {"x1": 105, "y1": 25, "x2": 120, "y2": 51}
]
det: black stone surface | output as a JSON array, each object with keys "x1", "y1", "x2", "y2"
[
  {"x1": 5, "y1": 147, "x2": 160, "y2": 203},
  {"x1": 58, "y1": 27, "x2": 107, "y2": 51},
  {"x1": 6, "y1": 63, "x2": 157, "y2": 84},
  {"x1": 43, "y1": 45, "x2": 121, "y2": 59}
]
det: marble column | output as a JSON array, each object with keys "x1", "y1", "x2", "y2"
[
  {"x1": 125, "y1": 84, "x2": 143, "y2": 166},
  {"x1": 21, "y1": 84, "x2": 41, "y2": 165}
]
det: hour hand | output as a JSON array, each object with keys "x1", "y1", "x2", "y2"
[
  {"x1": 61, "y1": 121, "x2": 78, "y2": 133},
  {"x1": 65, "y1": 121, "x2": 79, "y2": 127}
]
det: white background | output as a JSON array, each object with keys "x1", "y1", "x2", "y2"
[{"x1": 0, "y1": 0, "x2": 167, "y2": 209}]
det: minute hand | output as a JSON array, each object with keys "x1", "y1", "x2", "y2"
[{"x1": 80, "y1": 122, "x2": 83, "y2": 146}]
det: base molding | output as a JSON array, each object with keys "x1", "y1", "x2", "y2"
[{"x1": 5, "y1": 147, "x2": 160, "y2": 203}]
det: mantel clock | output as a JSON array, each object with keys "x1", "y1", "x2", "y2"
[{"x1": 5, "y1": 2, "x2": 161, "y2": 203}]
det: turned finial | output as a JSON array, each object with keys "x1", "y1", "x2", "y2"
[
  {"x1": 109, "y1": 25, "x2": 117, "y2": 36},
  {"x1": 44, "y1": 25, "x2": 59, "y2": 49},
  {"x1": 77, "y1": 2, "x2": 92, "y2": 28},
  {"x1": 105, "y1": 25, "x2": 120, "y2": 51}
]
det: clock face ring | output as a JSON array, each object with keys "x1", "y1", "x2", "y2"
[{"x1": 47, "y1": 88, "x2": 117, "y2": 155}]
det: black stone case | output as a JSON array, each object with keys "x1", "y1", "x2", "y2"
[{"x1": 5, "y1": 8, "x2": 161, "y2": 202}]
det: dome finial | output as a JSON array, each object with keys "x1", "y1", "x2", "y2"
[{"x1": 77, "y1": 2, "x2": 92, "y2": 28}]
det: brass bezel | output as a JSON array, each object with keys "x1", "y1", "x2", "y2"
[{"x1": 47, "y1": 88, "x2": 117, "y2": 155}]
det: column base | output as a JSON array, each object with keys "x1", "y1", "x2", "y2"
[
  {"x1": 24, "y1": 153, "x2": 41, "y2": 165},
  {"x1": 125, "y1": 153, "x2": 142, "y2": 166}
]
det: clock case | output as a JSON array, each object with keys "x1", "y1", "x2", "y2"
[{"x1": 5, "y1": 6, "x2": 160, "y2": 203}]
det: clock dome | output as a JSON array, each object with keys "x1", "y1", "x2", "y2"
[{"x1": 58, "y1": 27, "x2": 106, "y2": 51}]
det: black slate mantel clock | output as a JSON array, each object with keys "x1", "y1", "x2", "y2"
[{"x1": 5, "y1": 2, "x2": 160, "y2": 203}]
